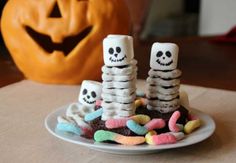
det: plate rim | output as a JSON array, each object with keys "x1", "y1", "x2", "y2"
[{"x1": 45, "y1": 104, "x2": 216, "y2": 153}]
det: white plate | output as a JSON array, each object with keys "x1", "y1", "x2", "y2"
[{"x1": 45, "y1": 105, "x2": 215, "y2": 154}]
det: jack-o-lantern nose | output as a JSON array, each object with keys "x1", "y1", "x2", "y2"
[
  {"x1": 87, "y1": 95, "x2": 90, "y2": 99},
  {"x1": 49, "y1": 2, "x2": 62, "y2": 18},
  {"x1": 114, "y1": 54, "x2": 118, "y2": 58}
]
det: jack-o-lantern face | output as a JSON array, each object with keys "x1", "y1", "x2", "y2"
[{"x1": 1, "y1": 0, "x2": 130, "y2": 84}]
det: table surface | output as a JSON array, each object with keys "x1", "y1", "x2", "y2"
[{"x1": 0, "y1": 80, "x2": 235, "y2": 163}]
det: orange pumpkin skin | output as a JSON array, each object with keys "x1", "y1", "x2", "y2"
[{"x1": 1, "y1": 0, "x2": 130, "y2": 84}]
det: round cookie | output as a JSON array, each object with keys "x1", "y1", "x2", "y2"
[
  {"x1": 146, "y1": 92, "x2": 179, "y2": 100},
  {"x1": 101, "y1": 101, "x2": 135, "y2": 111},
  {"x1": 148, "y1": 69, "x2": 182, "y2": 79},
  {"x1": 102, "y1": 87, "x2": 136, "y2": 96},
  {"x1": 102, "y1": 60, "x2": 137, "y2": 75},
  {"x1": 147, "y1": 85, "x2": 180, "y2": 95},
  {"x1": 146, "y1": 76, "x2": 180, "y2": 87},
  {"x1": 102, "y1": 72, "x2": 137, "y2": 82},
  {"x1": 102, "y1": 80, "x2": 136, "y2": 89},
  {"x1": 101, "y1": 92, "x2": 136, "y2": 103}
]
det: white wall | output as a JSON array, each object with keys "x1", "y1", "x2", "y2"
[{"x1": 199, "y1": 0, "x2": 236, "y2": 35}]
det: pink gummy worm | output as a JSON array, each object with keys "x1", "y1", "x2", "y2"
[
  {"x1": 95, "y1": 100, "x2": 102, "y2": 106},
  {"x1": 144, "y1": 118, "x2": 165, "y2": 130},
  {"x1": 168, "y1": 111, "x2": 181, "y2": 132},
  {"x1": 105, "y1": 118, "x2": 129, "y2": 129},
  {"x1": 152, "y1": 133, "x2": 177, "y2": 145}
]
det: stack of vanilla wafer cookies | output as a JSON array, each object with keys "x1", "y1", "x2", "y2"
[
  {"x1": 101, "y1": 35, "x2": 137, "y2": 120},
  {"x1": 146, "y1": 42, "x2": 182, "y2": 113}
]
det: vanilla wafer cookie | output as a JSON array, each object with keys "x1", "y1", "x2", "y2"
[
  {"x1": 102, "y1": 101, "x2": 135, "y2": 111},
  {"x1": 102, "y1": 80, "x2": 136, "y2": 89},
  {"x1": 101, "y1": 93, "x2": 136, "y2": 103},
  {"x1": 146, "y1": 92, "x2": 179, "y2": 100},
  {"x1": 102, "y1": 60, "x2": 137, "y2": 75},
  {"x1": 147, "y1": 98, "x2": 180, "y2": 107},
  {"x1": 148, "y1": 69, "x2": 182, "y2": 79},
  {"x1": 102, "y1": 87, "x2": 136, "y2": 96},
  {"x1": 147, "y1": 85, "x2": 180, "y2": 95},
  {"x1": 146, "y1": 76, "x2": 180, "y2": 86},
  {"x1": 102, "y1": 72, "x2": 137, "y2": 82},
  {"x1": 147, "y1": 104, "x2": 179, "y2": 113}
]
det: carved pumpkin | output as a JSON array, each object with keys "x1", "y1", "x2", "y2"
[{"x1": 1, "y1": 0, "x2": 130, "y2": 84}]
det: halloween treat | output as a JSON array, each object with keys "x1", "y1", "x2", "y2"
[
  {"x1": 62, "y1": 80, "x2": 102, "y2": 136},
  {"x1": 148, "y1": 133, "x2": 177, "y2": 145},
  {"x1": 84, "y1": 108, "x2": 103, "y2": 122},
  {"x1": 101, "y1": 35, "x2": 137, "y2": 120},
  {"x1": 184, "y1": 119, "x2": 201, "y2": 134},
  {"x1": 55, "y1": 35, "x2": 202, "y2": 146},
  {"x1": 146, "y1": 42, "x2": 181, "y2": 113},
  {"x1": 94, "y1": 130, "x2": 145, "y2": 145},
  {"x1": 168, "y1": 111, "x2": 182, "y2": 132},
  {"x1": 126, "y1": 119, "x2": 166, "y2": 135},
  {"x1": 105, "y1": 114, "x2": 150, "y2": 129},
  {"x1": 1, "y1": 0, "x2": 130, "y2": 84}
]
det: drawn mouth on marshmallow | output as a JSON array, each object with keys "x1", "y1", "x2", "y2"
[
  {"x1": 109, "y1": 55, "x2": 127, "y2": 62},
  {"x1": 156, "y1": 59, "x2": 173, "y2": 66},
  {"x1": 83, "y1": 97, "x2": 95, "y2": 104}
]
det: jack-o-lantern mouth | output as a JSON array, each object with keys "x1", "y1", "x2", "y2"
[
  {"x1": 156, "y1": 59, "x2": 173, "y2": 66},
  {"x1": 109, "y1": 55, "x2": 127, "y2": 63},
  {"x1": 25, "y1": 25, "x2": 93, "y2": 56},
  {"x1": 83, "y1": 97, "x2": 95, "y2": 104}
]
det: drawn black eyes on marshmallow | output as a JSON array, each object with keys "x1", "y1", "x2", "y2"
[
  {"x1": 108, "y1": 47, "x2": 121, "y2": 55},
  {"x1": 82, "y1": 88, "x2": 97, "y2": 98},
  {"x1": 82, "y1": 88, "x2": 87, "y2": 95},
  {"x1": 91, "y1": 91, "x2": 96, "y2": 98},
  {"x1": 156, "y1": 51, "x2": 172, "y2": 58}
]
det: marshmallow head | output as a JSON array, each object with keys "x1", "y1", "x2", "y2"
[
  {"x1": 150, "y1": 42, "x2": 179, "y2": 70},
  {"x1": 78, "y1": 80, "x2": 102, "y2": 107},
  {"x1": 103, "y1": 35, "x2": 134, "y2": 66}
]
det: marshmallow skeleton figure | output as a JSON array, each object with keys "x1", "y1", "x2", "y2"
[
  {"x1": 64, "y1": 80, "x2": 102, "y2": 127},
  {"x1": 147, "y1": 42, "x2": 181, "y2": 113},
  {"x1": 101, "y1": 35, "x2": 137, "y2": 120}
]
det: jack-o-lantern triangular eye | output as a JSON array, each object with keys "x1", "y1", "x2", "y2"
[{"x1": 49, "y1": 2, "x2": 62, "y2": 18}]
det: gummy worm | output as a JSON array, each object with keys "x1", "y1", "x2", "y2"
[
  {"x1": 94, "y1": 130, "x2": 145, "y2": 145},
  {"x1": 168, "y1": 111, "x2": 181, "y2": 132}
]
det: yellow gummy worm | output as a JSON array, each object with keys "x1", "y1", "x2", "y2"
[
  {"x1": 131, "y1": 114, "x2": 150, "y2": 125},
  {"x1": 184, "y1": 119, "x2": 201, "y2": 134}
]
